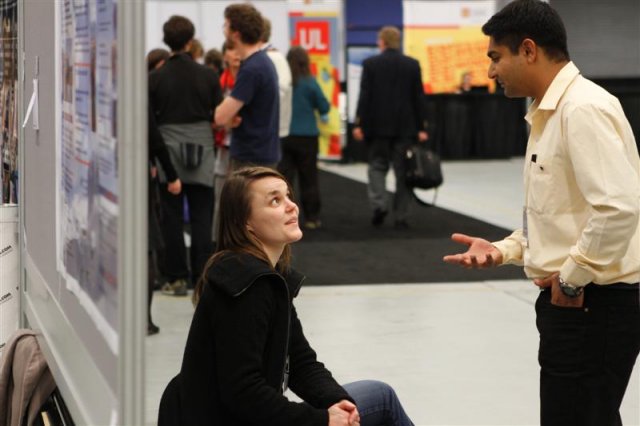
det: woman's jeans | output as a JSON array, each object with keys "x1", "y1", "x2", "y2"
[{"x1": 343, "y1": 380, "x2": 414, "y2": 426}]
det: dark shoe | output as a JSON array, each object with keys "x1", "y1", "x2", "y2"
[
  {"x1": 371, "y1": 208, "x2": 388, "y2": 227},
  {"x1": 161, "y1": 278, "x2": 188, "y2": 296},
  {"x1": 394, "y1": 220, "x2": 410, "y2": 230},
  {"x1": 147, "y1": 322, "x2": 160, "y2": 336},
  {"x1": 152, "y1": 278, "x2": 163, "y2": 291}
]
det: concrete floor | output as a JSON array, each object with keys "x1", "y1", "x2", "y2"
[{"x1": 145, "y1": 158, "x2": 639, "y2": 425}]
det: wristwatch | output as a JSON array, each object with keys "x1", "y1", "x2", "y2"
[{"x1": 559, "y1": 277, "x2": 584, "y2": 297}]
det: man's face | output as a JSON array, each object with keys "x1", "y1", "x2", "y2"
[
  {"x1": 223, "y1": 19, "x2": 232, "y2": 43},
  {"x1": 486, "y1": 37, "x2": 528, "y2": 98}
]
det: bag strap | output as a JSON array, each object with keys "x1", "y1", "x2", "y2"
[{"x1": 411, "y1": 187, "x2": 439, "y2": 208}]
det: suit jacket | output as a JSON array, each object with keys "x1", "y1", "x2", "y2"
[{"x1": 355, "y1": 48, "x2": 426, "y2": 139}]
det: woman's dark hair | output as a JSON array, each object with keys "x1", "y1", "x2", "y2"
[
  {"x1": 287, "y1": 46, "x2": 311, "y2": 87},
  {"x1": 146, "y1": 48, "x2": 169, "y2": 72},
  {"x1": 204, "y1": 48, "x2": 223, "y2": 73},
  {"x1": 162, "y1": 15, "x2": 195, "y2": 52},
  {"x1": 481, "y1": 0, "x2": 569, "y2": 62},
  {"x1": 221, "y1": 40, "x2": 235, "y2": 54},
  {"x1": 188, "y1": 38, "x2": 204, "y2": 60},
  {"x1": 193, "y1": 167, "x2": 294, "y2": 305},
  {"x1": 224, "y1": 4, "x2": 263, "y2": 45}
]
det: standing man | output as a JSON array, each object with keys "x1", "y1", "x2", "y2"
[
  {"x1": 149, "y1": 15, "x2": 222, "y2": 295},
  {"x1": 443, "y1": 1, "x2": 640, "y2": 425},
  {"x1": 353, "y1": 26, "x2": 428, "y2": 229},
  {"x1": 214, "y1": 4, "x2": 280, "y2": 170}
]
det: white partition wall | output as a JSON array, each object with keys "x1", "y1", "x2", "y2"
[
  {"x1": 0, "y1": 204, "x2": 19, "y2": 358},
  {"x1": 145, "y1": 0, "x2": 290, "y2": 56},
  {"x1": 19, "y1": 0, "x2": 146, "y2": 424}
]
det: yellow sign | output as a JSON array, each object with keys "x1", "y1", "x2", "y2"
[{"x1": 404, "y1": 26, "x2": 494, "y2": 94}]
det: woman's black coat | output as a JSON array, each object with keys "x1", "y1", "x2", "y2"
[{"x1": 159, "y1": 252, "x2": 352, "y2": 425}]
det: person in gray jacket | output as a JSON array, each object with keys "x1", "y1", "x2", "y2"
[{"x1": 149, "y1": 15, "x2": 222, "y2": 295}]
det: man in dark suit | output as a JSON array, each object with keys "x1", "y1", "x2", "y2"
[{"x1": 353, "y1": 26, "x2": 428, "y2": 229}]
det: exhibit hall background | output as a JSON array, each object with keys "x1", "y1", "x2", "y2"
[
  {"x1": 554, "y1": 0, "x2": 640, "y2": 144},
  {"x1": 11, "y1": 0, "x2": 639, "y2": 424},
  {"x1": 145, "y1": 0, "x2": 640, "y2": 159},
  {"x1": 146, "y1": 0, "x2": 346, "y2": 159}
]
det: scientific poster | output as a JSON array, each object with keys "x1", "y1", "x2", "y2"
[
  {"x1": 403, "y1": 0, "x2": 495, "y2": 93},
  {"x1": 58, "y1": 0, "x2": 119, "y2": 353}
]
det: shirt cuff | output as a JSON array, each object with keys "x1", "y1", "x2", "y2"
[
  {"x1": 491, "y1": 239, "x2": 523, "y2": 266},
  {"x1": 559, "y1": 257, "x2": 595, "y2": 287}
]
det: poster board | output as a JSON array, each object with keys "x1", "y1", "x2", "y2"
[{"x1": 20, "y1": 0, "x2": 145, "y2": 424}]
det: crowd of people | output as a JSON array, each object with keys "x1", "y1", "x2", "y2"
[{"x1": 146, "y1": 1, "x2": 639, "y2": 425}]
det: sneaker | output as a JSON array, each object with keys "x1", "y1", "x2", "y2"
[
  {"x1": 304, "y1": 220, "x2": 322, "y2": 230},
  {"x1": 161, "y1": 279, "x2": 188, "y2": 296},
  {"x1": 371, "y1": 208, "x2": 388, "y2": 227}
]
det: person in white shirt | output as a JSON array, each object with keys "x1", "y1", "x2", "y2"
[
  {"x1": 260, "y1": 17, "x2": 292, "y2": 140},
  {"x1": 443, "y1": 1, "x2": 640, "y2": 425}
]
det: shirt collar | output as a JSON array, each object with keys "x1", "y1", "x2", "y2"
[{"x1": 525, "y1": 61, "x2": 580, "y2": 123}]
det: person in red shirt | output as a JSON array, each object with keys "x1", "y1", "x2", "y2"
[{"x1": 212, "y1": 40, "x2": 242, "y2": 244}]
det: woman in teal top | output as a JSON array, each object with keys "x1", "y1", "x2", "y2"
[{"x1": 278, "y1": 46, "x2": 330, "y2": 230}]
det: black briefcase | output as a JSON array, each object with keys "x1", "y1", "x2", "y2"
[{"x1": 405, "y1": 143, "x2": 443, "y2": 206}]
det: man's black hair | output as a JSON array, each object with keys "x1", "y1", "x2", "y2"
[
  {"x1": 482, "y1": 0, "x2": 569, "y2": 62},
  {"x1": 163, "y1": 15, "x2": 195, "y2": 52}
]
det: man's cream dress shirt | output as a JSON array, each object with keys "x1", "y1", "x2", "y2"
[{"x1": 493, "y1": 62, "x2": 640, "y2": 287}]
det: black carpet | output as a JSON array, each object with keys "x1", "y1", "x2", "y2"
[{"x1": 291, "y1": 170, "x2": 526, "y2": 285}]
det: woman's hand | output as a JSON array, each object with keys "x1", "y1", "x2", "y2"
[
  {"x1": 328, "y1": 400, "x2": 360, "y2": 426},
  {"x1": 167, "y1": 178, "x2": 182, "y2": 195}
]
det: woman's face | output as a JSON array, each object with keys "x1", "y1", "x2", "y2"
[
  {"x1": 224, "y1": 47, "x2": 241, "y2": 70},
  {"x1": 246, "y1": 177, "x2": 302, "y2": 251}
]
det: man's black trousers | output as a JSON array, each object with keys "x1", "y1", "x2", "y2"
[
  {"x1": 536, "y1": 283, "x2": 640, "y2": 426},
  {"x1": 159, "y1": 183, "x2": 214, "y2": 285}
]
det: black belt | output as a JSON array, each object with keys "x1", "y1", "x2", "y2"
[
  {"x1": 584, "y1": 282, "x2": 639, "y2": 308},
  {"x1": 587, "y1": 282, "x2": 639, "y2": 290}
]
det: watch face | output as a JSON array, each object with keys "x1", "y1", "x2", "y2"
[{"x1": 560, "y1": 282, "x2": 583, "y2": 297}]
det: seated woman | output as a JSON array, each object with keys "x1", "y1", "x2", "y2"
[{"x1": 159, "y1": 167, "x2": 414, "y2": 426}]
